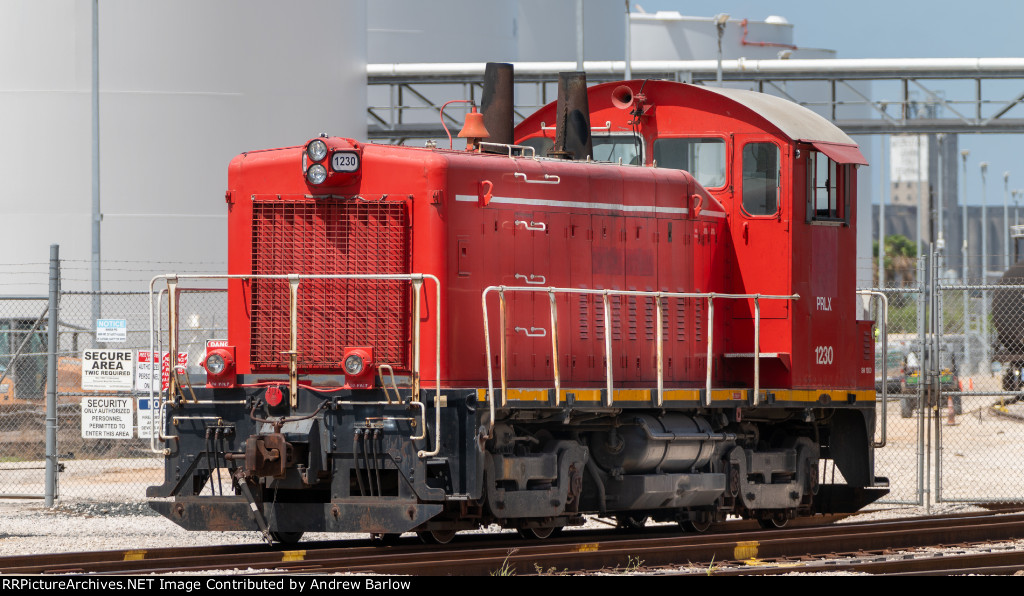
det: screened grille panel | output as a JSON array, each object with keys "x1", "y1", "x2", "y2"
[{"x1": 250, "y1": 198, "x2": 410, "y2": 369}]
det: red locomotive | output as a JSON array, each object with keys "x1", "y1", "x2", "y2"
[{"x1": 149, "y1": 67, "x2": 886, "y2": 544}]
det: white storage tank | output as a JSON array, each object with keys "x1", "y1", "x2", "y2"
[
  {"x1": 0, "y1": 0, "x2": 367, "y2": 292},
  {"x1": 630, "y1": 11, "x2": 834, "y2": 61},
  {"x1": 516, "y1": 0, "x2": 624, "y2": 62},
  {"x1": 367, "y1": 0, "x2": 623, "y2": 64}
]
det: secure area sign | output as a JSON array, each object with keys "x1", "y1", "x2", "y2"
[{"x1": 81, "y1": 349, "x2": 134, "y2": 391}]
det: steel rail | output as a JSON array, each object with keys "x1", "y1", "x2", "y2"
[
  {"x1": 8, "y1": 509, "x2": 1022, "y2": 576},
  {"x1": 712, "y1": 548, "x2": 1024, "y2": 576}
]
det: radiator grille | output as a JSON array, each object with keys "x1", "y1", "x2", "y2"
[{"x1": 250, "y1": 198, "x2": 410, "y2": 369}]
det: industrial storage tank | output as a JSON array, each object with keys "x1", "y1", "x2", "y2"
[
  {"x1": 629, "y1": 12, "x2": 834, "y2": 61},
  {"x1": 0, "y1": 0, "x2": 367, "y2": 292},
  {"x1": 367, "y1": 0, "x2": 623, "y2": 64}
]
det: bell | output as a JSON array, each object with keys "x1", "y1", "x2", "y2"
[{"x1": 458, "y1": 106, "x2": 490, "y2": 149}]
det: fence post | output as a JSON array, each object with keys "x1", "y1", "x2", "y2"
[{"x1": 45, "y1": 244, "x2": 59, "y2": 507}]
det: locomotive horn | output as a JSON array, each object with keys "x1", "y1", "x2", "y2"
[
  {"x1": 550, "y1": 71, "x2": 593, "y2": 161},
  {"x1": 481, "y1": 62, "x2": 514, "y2": 149},
  {"x1": 611, "y1": 85, "x2": 635, "y2": 110}
]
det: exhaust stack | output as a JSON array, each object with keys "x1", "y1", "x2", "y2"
[
  {"x1": 481, "y1": 62, "x2": 514, "y2": 148},
  {"x1": 550, "y1": 71, "x2": 593, "y2": 161}
]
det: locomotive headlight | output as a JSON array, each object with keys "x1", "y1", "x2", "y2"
[
  {"x1": 307, "y1": 139, "x2": 328, "y2": 162},
  {"x1": 306, "y1": 163, "x2": 327, "y2": 185},
  {"x1": 203, "y1": 346, "x2": 235, "y2": 381},
  {"x1": 344, "y1": 354, "x2": 365, "y2": 376},
  {"x1": 206, "y1": 353, "x2": 226, "y2": 375}
]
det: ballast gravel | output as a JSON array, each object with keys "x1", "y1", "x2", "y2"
[{"x1": 0, "y1": 498, "x2": 996, "y2": 558}]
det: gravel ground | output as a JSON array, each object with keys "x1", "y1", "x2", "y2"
[
  {"x1": 3, "y1": 498, "x2": 1024, "y2": 577},
  {"x1": 0, "y1": 497, "x2": 997, "y2": 558}
]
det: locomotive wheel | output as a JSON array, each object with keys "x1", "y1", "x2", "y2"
[
  {"x1": 517, "y1": 526, "x2": 560, "y2": 540},
  {"x1": 615, "y1": 515, "x2": 648, "y2": 530},
  {"x1": 371, "y1": 533, "x2": 402, "y2": 546},
  {"x1": 757, "y1": 512, "x2": 789, "y2": 529},
  {"x1": 680, "y1": 512, "x2": 712, "y2": 533},
  {"x1": 417, "y1": 529, "x2": 456, "y2": 545},
  {"x1": 269, "y1": 531, "x2": 304, "y2": 545}
]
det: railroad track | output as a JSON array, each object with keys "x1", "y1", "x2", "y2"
[{"x1": 3, "y1": 509, "x2": 1024, "y2": 576}]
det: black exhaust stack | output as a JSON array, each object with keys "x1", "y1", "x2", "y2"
[
  {"x1": 481, "y1": 62, "x2": 514, "y2": 149},
  {"x1": 550, "y1": 71, "x2": 593, "y2": 161}
]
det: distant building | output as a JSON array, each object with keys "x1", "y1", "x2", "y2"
[
  {"x1": 882, "y1": 134, "x2": 964, "y2": 276},
  {"x1": 874, "y1": 203, "x2": 1016, "y2": 283}
]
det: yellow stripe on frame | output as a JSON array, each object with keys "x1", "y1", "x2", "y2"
[
  {"x1": 787, "y1": 390, "x2": 876, "y2": 403},
  {"x1": 661, "y1": 389, "x2": 701, "y2": 402},
  {"x1": 612, "y1": 389, "x2": 651, "y2": 402},
  {"x1": 566, "y1": 390, "x2": 602, "y2": 402},
  {"x1": 504, "y1": 389, "x2": 549, "y2": 402},
  {"x1": 475, "y1": 388, "x2": 874, "y2": 405}
]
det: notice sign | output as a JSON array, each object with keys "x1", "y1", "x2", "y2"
[
  {"x1": 82, "y1": 349, "x2": 134, "y2": 391},
  {"x1": 81, "y1": 397, "x2": 134, "y2": 439},
  {"x1": 96, "y1": 319, "x2": 128, "y2": 342}
]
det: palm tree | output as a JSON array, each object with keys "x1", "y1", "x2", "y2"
[{"x1": 874, "y1": 234, "x2": 917, "y2": 287}]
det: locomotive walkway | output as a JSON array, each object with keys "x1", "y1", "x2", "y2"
[{"x1": 2, "y1": 507, "x2": 1024, "y2": 575}]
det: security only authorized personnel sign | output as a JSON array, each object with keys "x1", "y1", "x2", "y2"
[{"x1": 81, "y1": 349, "x2": 134, "y2": 391}]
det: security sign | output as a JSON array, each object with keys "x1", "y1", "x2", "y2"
[
  {"x1": 81, "y1": 349, "x2": 134, "y2": 391},
  {"x1": 81, "y1": 396, "x2": 133, "y2": 439}
]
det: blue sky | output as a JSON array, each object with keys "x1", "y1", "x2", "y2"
[
  {"x1": 637, "y1": 1, "x2": 1024, "y2": 205},
  {"x1": 636, "y1": 1, "x2": 1022, "y2": 59}
]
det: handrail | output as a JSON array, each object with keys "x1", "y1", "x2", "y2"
[
  {"x1": 149, "y1": 286, "x2": 226, "y2": 453},
  {"x1": 858, "y1": 290, "x2": 888, "y2": 448},
  {"x1": 480, "y1": 285, "x2": 799, "y2": 435},
  {"x1": 148, "y1": 273, "x2": 443, "y2": 459}
]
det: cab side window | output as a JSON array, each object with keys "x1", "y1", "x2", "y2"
[
  {"x1": 741, "y1": 142, "x2": 779, "y2": 216},
  {"x1": 807, "y1": 150, "x2": 848, "y2": 222}
]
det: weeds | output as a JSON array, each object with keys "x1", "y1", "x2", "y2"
[
  {"x1": 533, "y1": 562, "x2": 571, "y2": 576},
  {"x1": 619, "y1": 555, "x2": 644, "y2": 573},
  {"x1": 490, "y1": 548, "x2": 518, "y2": 576},
  {"x1": 706, "y1": 555, "x2": 719, "y2": 575}
]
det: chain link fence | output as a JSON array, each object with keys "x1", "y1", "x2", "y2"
[
  {"x1": 0, "y1": 250, "x2": 227, "y2": 503},
  {"x1": 51, "y1": 289, "x2": 227, "y2": 501},
  {"x1": 6, "y1": 248, "x2": 1024, "y2": 507},
  {"x1": 0, "y1": 296, "x2": 51, "y2": 498},
  {"x1": 935, "y1": 257, "x2": 1024, "y2": 502}
]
